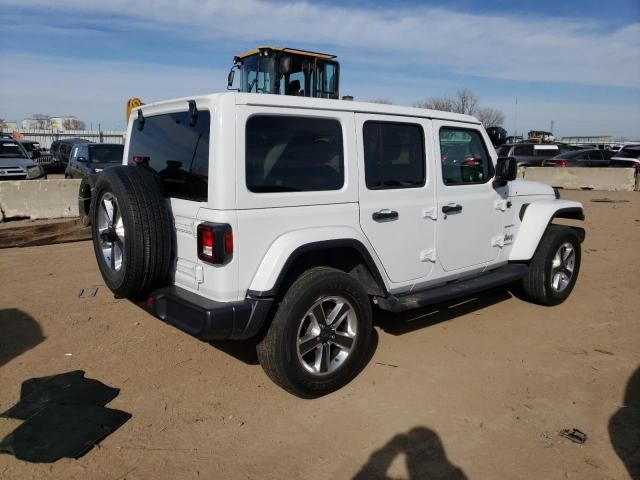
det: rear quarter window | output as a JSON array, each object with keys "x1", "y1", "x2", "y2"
[
  {"x1": 128, "y1": 110, "x2": 210, "y2": 201},
  {"x1": 245, "y1": 115, "x2": 344, "y2": 193}
]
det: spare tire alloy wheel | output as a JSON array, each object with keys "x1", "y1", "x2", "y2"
[
  {"x1": 97, "y1": 192, "x2": 125, "y2": 272},
  {"x1": 296, "y1": 296, "x2": 357, "y2": 376}
]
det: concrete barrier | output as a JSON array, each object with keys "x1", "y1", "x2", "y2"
[
  {"x1": 523, "y1": 167, "x2": 637, "y2": 192},
  {"x1": 0, "y1": 179, "x2": 81, "y2": 221}
]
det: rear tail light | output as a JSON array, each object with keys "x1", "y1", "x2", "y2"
[
  {"x1": 197, "y1": 223, "x2": 233, "y2": 264},
  {"x1": 554, "y1": 161, "x2": 569, "y2": 167}
]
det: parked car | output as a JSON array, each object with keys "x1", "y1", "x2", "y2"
[
  {"x1": 65, "y1": 142, "x2": 125, "y2": 225},
  {"x1": 89, "y1": 92, "x2": 585, "y2": 397},
  {"x1": 0, "y1": 139, "x2": 47, "y2": 180},
  {"x1": 485, "y1": 126, "x2": 507, "y2": 146},
  {"x1": 65, "y1": 143, "x2": 124, "y2": 179},
  {"x1": 609, "y1": 145, "x2": 640, "y2": 173},
  {"x1": 542, "y1": 149, "x2": 613, "y2": 167},
  {"x1": 495, "y1": 143, "x2": 560, "y2": 166},
  {"x1": 52, "y1": 138, "x2": 89, "y2": 168},
  {"x1": 18, "y1": 140, "x2": 56, "y2": 171}
]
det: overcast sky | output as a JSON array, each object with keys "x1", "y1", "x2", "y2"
[{"x1": 1, "y1": 0, "x2": 639, "y2": 138}]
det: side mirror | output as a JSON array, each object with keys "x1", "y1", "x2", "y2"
[
  {"x1": 494, "y1": 156, "x2": 518, "y2": 186},
  {"x1": 227, "y1": 68, "x2": 235, "y2": 88},
  {"x1": 77, "y1": 156, "x2": 88, "y2": 163}
]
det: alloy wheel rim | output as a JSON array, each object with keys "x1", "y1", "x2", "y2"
[
  {"x1": 97, "y1": 192, "x2": 125, "y2": 272},
  {"x1": 550, "y1": 242, "x2": 575, "y2": 292},
  {"x1": 296, "y1": 296, "x2": 357, "y2": 377}
]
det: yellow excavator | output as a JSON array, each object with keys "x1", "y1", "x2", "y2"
[{"x1": 126, "y1": 46, "x2": 340, "y2": 122}]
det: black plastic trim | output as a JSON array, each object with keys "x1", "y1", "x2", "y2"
[
  {"x1": 377, "y1": 264, "x2": 528, "y2": 312},
  {"x1": 552, "y1": 207, "x2": 585, "y2": 221},
  {"x1": 247, "y1": 239, "x2": 387, "y2": 298},
  {"x1": 141, "y1": 285, "x2": 272, "y2": 340}
]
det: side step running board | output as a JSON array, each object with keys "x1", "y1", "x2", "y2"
[{"x1": 377, "y1": 264, "x2": 528, "y2": 312}]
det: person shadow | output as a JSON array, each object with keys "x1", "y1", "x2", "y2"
[
  {"x1": 0, "y1": 309, "x2": 45, "y2": 368},
  {"x1": 609, "y1": 366, "x2": 640, "y2": 480},
  {"x1": 353, "y1": 426, "x2": 467, "y2": 480}
]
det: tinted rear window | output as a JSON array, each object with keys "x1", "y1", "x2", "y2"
[
  {"x1": 89, "y1": 144, "x2": 124, "y2": 164},
  {"x1": 129, "y1": 111, "x2": 210, "y2": 201},
  {"x1": 246, "y1": 115, "x2": 344, "y2": 193}
]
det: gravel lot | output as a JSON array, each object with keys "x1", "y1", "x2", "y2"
[{"x1": 1, "y1": 190, "x2": 638, "y2": 479}]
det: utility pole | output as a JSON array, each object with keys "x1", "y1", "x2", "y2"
[
  {"x1": 550, "y1": 120, "x2": 554, "y2": 134},
  {"x1": 514, "y1": 97, "x2": 518, "y2": 137}
]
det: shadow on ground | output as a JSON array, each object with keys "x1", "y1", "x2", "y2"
[
  {"x1": 609, "y1": 366, "x2": 640, "y2": 480},
  {"x1": 374, "y1": 287, "x2": 513, "y2": 336},
  {"x1": 0, "y1": 309, "x2": 45, "y2": 368},
  {"x1": 353, "y1": 426, "x2": 467, "y2": 479}
]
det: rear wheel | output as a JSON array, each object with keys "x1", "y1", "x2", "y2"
[
  {"x1": 521, "y1": 225, "x2": 581, "y2": 306},
  {"x1": 257, "y1": 267, "x2": 372, "y2": 397}
]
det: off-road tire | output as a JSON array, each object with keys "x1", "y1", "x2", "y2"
[
  {"x1": 91, "y1": 165, "x2": 173, "y2": 299},
  {"x1": 78, "y1": 177, "x2": 93, "y2": 226},
  {"x1": 521, "y1": 225, "x2": 581, "y2": 306},
  {"x1": 256, "y1": 267, "x2": 373, "y2": 398}
]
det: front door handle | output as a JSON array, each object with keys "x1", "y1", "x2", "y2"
[
  {"x1": 442, "y1": 204, "x2": 463, "y2": 214},
  {"x1": 372, "y1": 209, "x2": 399, "y2": 221}
]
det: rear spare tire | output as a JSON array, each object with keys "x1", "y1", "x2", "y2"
[{"x1": 91, "y1": 165, "x2": 173, "y2": 299}]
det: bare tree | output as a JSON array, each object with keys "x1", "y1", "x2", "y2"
[
  {"x1": 370, "y1": 98, "x2": 393, "y2": 104},
  {"x1": 414, "y1": 88, "x2": 505, "y2": 127},
  {"x1": 413, "y1": 96, "x2": 454, "y2": 111},
  {"x1": 452, "y1": 88, "x2": 480, "y2": 116},
  {"x1": 476, "y1": 107, "x2": 505, "y2": 128},
  {"x1": 31, "y1": 114, "x2": 51, "y2": 129},
  {"x1": 62, "y1": 118, "x2": 86, "y2": 130}
]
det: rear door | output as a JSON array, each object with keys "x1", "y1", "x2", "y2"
[
  {"x1": 126, "y1": 107, "x2": 211, "y2": 292},
  {"x1": 435, "y1": 123, "x2": 505, "y2": 272},
  {"x1": 356, "y1": 114, "x2": 436, "y2": 283}
]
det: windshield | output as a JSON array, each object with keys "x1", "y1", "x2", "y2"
[
  {"x1": 0, "y1": 142, "x2": 27, "y2": 158},
  {"x1": 88, "y1": 144, "x2": 124, "y2": 163},
  {"x1": 241, "y1": 55, "x2": 277, "y2": 94}
]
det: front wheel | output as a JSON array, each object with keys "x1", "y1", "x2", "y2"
[
  {"x1": 521, "y1": 225, "x2": 581, "y2": 306},
  {"x1": 256, "y1": 267, "x2": 373, "y2": 398}
]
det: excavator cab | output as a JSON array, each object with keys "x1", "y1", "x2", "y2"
[{"x1": 228, "y1": 47, "x2": 339, "y2": 99}]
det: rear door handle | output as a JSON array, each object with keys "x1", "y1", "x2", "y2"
[
  {"x1": 372, "y1": 209, "x2": 399, "y2": 221},
  {"x1": 442, "y1": 204, "x2": 463, "y2": 214}
]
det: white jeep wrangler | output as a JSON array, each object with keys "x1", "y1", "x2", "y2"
[{"x1": 91, "y1": 93, "x2": 585, "y2": 397}]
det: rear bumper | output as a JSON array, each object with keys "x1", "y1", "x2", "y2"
[{"x1": 141, "y1": 286, "x2": 273, "y2": 340}]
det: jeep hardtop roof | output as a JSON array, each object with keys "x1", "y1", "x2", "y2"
[{"x1": 128, "y1": 92, "x2": 481, "y2": 126}]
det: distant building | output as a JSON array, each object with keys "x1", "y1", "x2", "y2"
[
  {"x1": 51, "y1": 116, "x2": 85, "y2": 130},
  {"x1": 22, "y1": 117, "x2": 50, "y2": 129},
  {"x1": 0, "y1": 121, "x2": 18, "y2": 131}
]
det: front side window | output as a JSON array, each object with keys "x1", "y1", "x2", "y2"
[
  {"x1": 129, "y1": 110, "x2": 210, "y2": 201},
  {"x1": 246, "y1": 115, "x2": 344, "y2": 192},
  {"x1": 363, "y1": 122, "x2": 425, "y2": 189},
  {"x1": 513, "y1": 144, "x2": 533, "y2": 156},
  {"x1": 439, "y1": 128, "x2": 493, "y2": 185}
]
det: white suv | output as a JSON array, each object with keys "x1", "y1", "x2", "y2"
[{"x1": 91, "y1": 93, "x2": 585, "y2": 397}]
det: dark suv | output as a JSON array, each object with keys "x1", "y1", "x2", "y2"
[
  {"x1": 51, "y1": 138, "x2": 89, "y2": 169},
  {"x1": 65, "y1": 143, "x2": 124, "y2": 179}
]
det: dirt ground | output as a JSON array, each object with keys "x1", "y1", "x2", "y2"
[{"x1": 1, "y1": 190, "x2": 638, "y2": 480}]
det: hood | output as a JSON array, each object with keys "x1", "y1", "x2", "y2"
[
  {"x1": 507, "y1": 179, "x2": 555, "y2": 197},
  {"x1": 0, "y1": 157, "x2": 38, "y2": 168}
]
